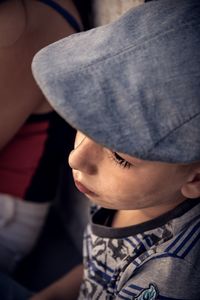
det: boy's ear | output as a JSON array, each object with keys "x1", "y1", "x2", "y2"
[{"x1": 181, "y1": 168, "x2": 200, "y2": 199}]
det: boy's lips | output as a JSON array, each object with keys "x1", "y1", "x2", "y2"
[{"x1": 74, "y1": 180, "x2": 97, "y2": 196}]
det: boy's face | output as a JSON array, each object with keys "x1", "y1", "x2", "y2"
[{"x1": 68, "y1": 132, "x2": 191, "y2": 215}]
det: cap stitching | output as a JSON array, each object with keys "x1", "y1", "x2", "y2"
[
  {"x1": 147, "y1": 111, "x2": 200, "y2": 153},
  {"x1": 66, "y1": 17, "x2": 200, "y2": 74}
]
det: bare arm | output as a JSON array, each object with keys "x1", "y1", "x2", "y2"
[
  {"x1": 30, "y1": 264, "x2": 83, "y2": 300},
  {"x1": 0, "y1": 0, "x2": 81, "y2": 150},
  {"x1": 0, "y1": 1, "x2": 45, "y2": 149}
]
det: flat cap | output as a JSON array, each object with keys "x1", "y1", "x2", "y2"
[{"x1": 32, "y1": 0, "x2": 200, "y2": 163}]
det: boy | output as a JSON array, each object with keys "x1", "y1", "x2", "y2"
[{"x1": 31, "y1": 0, "x2": 200, "y2": 299}]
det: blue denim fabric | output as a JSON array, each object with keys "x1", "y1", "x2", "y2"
[
  {"x1": 32, "y1": 0, "x2": 200, "y2": 163},
  {"x1": 0, "y1": 272, "x2": 33, "y2": 300}
]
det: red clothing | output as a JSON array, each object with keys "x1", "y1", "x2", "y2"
[
  {"x1": 0, "y1": 113, "x2": 75, "y2": 202},
  {"x1": 0, "y1": 118, "x2": 49, "y2": 199}
]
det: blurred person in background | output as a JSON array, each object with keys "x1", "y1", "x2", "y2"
[{"x1": 0, "y1": 0, "x2": 82, "y2": 278}]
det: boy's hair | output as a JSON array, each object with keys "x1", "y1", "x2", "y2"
[{"x1": 32, "y1": 0, "x2": 200, "y2": 164}]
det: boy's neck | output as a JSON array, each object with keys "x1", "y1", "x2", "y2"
[{"x1": 111, "y1": 201, "x2": 185, "y2": 228}]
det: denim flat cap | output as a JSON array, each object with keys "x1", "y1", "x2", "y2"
[{"x1": 32, "y1": 0, "x2": 200, "y2": 163}]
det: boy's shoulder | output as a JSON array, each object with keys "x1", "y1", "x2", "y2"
[
  {"x1": 158, "y1": 198, "x2": 200, "y2": 263},
  {"x1": 128, "y1": 202, "x2": 200, "y2": 299}
]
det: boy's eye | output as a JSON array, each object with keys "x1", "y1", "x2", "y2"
[{"x1": 112, "y1": 152, "x2": 131, "y2": 169}]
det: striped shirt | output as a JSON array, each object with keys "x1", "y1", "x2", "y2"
[{"x1": 79, "y1": 199, "x2": 200, "y2": 299}]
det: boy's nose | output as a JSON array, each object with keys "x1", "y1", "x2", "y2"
[{"x1": 68, "y1": 135, "x2": 100, "y2": 175}]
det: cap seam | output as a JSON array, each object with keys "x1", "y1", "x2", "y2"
[
  {"x1": 66, "y1": 18, "x2": 200, "y2": 74},
  {"x1": 147, "y1": 111, "x2": 200, "y2": 153}
]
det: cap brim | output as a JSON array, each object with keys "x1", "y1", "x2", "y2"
[{"x1": 32, "y1": 0, "x2": 200, "y2": 163}]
